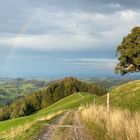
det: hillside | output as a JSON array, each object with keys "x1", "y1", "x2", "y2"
[
  {"x1": 84, "y1": 77, "x2": 133, "y2": 89},
  {"x1": 0, "y1": 76, "x2": 134, "y2": 107},
  {"x1": 1, "y1": 79, "x2": 140, "y2": 140},
  {"x1": 0, "y1": 78, "x2": 48, "y2": 106},
  {"x1": 98, "y1": 80, "x2": 140, "y2": 111},
  {"x1": 0, "y1": 77, "x2": 106, "y2": 121},
  {"x1": 0, "y1": 92, "x2": 96, "y2": 140}
]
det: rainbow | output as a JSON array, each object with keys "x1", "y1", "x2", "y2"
[{"x1": 2, "y1": 11, "x2": 38, "y2": 74}]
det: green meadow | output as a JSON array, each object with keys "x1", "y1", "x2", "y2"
[{"x1": 0, "y1": 92, "x2": 96, "y2": 140}]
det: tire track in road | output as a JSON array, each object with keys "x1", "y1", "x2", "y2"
[
  {"x1": 55, "y1": 111, "x2": 94, "y2": 140},
  {"x1": 37, "y1": 111, "x2": 71, "y2": 140},
  {"x1": 37, "y1": 110, "x2": 94, "y2": 140}
]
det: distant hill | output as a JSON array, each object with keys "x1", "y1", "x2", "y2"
[
  {"x1": 0, "y1": 77, "x2": 13, "y2": 84},
  {"x1": 0, "y1": 78, "x2": 48, "y2": 106},
  {"x1": 98, "y1": 80, "x2": 140, "y2": 111},
  {"x1": 84, "y1": 77, "x2": 135, "y2": 89}
]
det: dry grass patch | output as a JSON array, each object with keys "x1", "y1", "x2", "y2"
[
  {"x1": 1, "y1": 122, "x2": 34, "y2": 140},
  {"x1": 79, "y1": 104, "x2": 140, "y2": 140},
  {"x1": 38, "y1": 110, "x2": 65, "y2": 121}
]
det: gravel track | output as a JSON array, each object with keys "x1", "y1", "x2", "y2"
[
  {"x1": 37, "y1": 111, "x2": 94, "y2": 140},
  {"x1": 37, "y1": 111, "x2": 71, "y2": 140}
]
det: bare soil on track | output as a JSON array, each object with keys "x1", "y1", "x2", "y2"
[{"x1": 37, "y1": 111, "x2": 94, "y2": 140}]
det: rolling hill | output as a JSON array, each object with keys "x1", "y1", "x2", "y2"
[
  {"x1": 0, "y1": 92, "x2": 96, "y2": 140},
  {"x1": 0, "y1": 78, "x2": 48, "y2": 106},
  {"x1": 0, "y1": 77, "x2": 106, "y2": 121},
  {"x1": 0, "y1": 76, "x2": 135, "y2": 107},
  {"x1": 97, "y1": 80, "x2": 140, "y2": 111},
  {"x1": 1, "y1": 79, "x2": 140, "y2": 140},
  {"x1": 84, "y1": 77, "x2": 134, "y2": 89}
]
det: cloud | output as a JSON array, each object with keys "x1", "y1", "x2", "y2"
[
  {"x1": 1, "y1": 1, "x2": 140, "y2": 36},
  {"x1": 0, "y1": 0, "x2": 140, "y2": 77},
  {"x1": 0, "y1": 9, "x2": 139, "y2": 54},
  {"x1": 0, "y1": 34, "x2": 96, "y2": 51},
  {"x1": 25, "y1": 0, "x2": 140, "y2": 12}
]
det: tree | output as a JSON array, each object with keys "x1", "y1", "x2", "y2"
[
  {"x1": 115, "y1": 26, "x2": 140, "y2": 75},
  {"x1": 0, "y1": 106, "x2": 11, "y2": 121},
  {"x1": 0, "y1": 77, "x2": 107, "y2": 121}
]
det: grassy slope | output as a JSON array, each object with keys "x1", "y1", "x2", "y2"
[
  {"x1": 85, "y1": 77, "x2": 132, "y2": 89},
  {"x1": 0, "y1": 92, "x2": 95, "y2": 139},
  {"x1": 1, "y1": 80, "x2": 140, "y2": 139},
  {"x1": 97, "y1": 80, "x2": 140, "y2": 111},
  {"x1": 79, "y1": 80, "x2": 140, "y2": 140}
]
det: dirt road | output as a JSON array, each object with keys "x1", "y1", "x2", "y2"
[{"x1": 37, "y1": 111, "x2": 94, "y2": 140}]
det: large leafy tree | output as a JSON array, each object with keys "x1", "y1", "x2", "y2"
[{"x1": 115, "y1": 26, "x2": 140, "y2": 75}]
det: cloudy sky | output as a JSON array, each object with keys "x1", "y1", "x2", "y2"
[{"x1": 0, "y1": 0, "x2": 140, "y2": 78}]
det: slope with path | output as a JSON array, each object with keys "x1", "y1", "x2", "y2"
[{"x1": 37, "y1": 110, "x2": 94, "y2": 140}]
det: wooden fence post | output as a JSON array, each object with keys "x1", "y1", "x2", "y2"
[{"x1": 107, "y1": 92, "x2": 110, "y2": 113}]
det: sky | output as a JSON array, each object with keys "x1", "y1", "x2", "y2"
[{"x1": 0, "y1": 0, "x2": 140, "y2": 78}]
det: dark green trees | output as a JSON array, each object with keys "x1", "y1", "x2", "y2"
[
  {"x1": 0, "y1": 106, "x2": 11, "y2": 121},
  {"x1": 0, "y1": 77, "x2": 107, "y2": 121},
  {"x1": 115, "y1": 27, "x2": 140, "y2": 75}
]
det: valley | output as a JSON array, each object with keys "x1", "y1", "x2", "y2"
[{"x1": 0, "y1": 78, "x2": 48, "y2": 106}]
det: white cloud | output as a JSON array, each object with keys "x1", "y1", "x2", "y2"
[
  {"x1": 0, "y1": 9, "x2": 140, "y2": 53},
  {"x1": 0, "y1": 34, "x2": 113, "y2": 51}
]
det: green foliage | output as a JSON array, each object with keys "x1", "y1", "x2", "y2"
[
  {"x1": 0, "y1": 77, "x2": 106, "y2": 122},
  {"x1": 0, "y1": 106, "x2": 11, "y2": 121},
  {"x1": 115, "y1": 26, "x2": 140, "y2": 75}
]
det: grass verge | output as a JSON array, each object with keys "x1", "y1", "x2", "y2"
[
  {"x1": 0, "y1": 92, "x2": 95, "y2": 140},
  {"x1": 79, "y1": 104, "x2": 140, "y2": 140}
]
